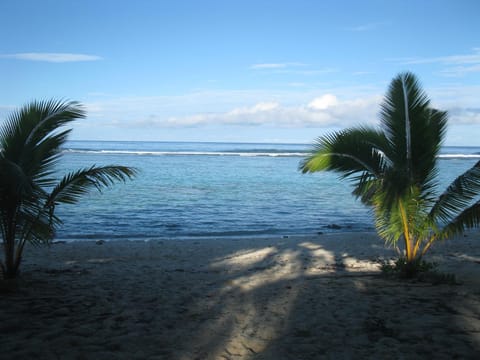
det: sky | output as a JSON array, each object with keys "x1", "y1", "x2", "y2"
[{"x1": 1, "y1": 0, "x2": 479, "y2": 145}]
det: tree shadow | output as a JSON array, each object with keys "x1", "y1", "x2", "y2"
[
  {"x1": 174, "y1": 234, "x2": 480, "y2": 359},
  {"x1": 0, "y1": 233, "x2": 478, "y2": 359}
]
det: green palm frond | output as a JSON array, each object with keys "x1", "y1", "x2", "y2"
[
  {"x1": 27, "y1": 129, "x2": 71, "y2": 187},
  {"x1": 441, "y1": 201, "x2": 480, "y2": 239},
  {"x1": 1, "y1": 99, "x2": 137, "y2": 279},
  {"x1": 430, "y1": 161, "x2": 480, "y2": 226},
  {"x1": 0, "y1": 99, "x2": 84, "y2": 150},
  {"x1": 47, "y1": 165, "x2": 138, "y2": 206},
  {"x1": 300, "y1": 127, "x2": 390, "y2": 205},
  {"x1": 1, "y1": 100, "x2": 85, "y2": 188},
  {"x1": 350, "y1": 173, "x2": 381, "y2": 204},
  {"x1": 17, "y1": 202, "x2": 59, "y2": 246},
  {"x1": 300, "y1": 127, "x2": 388, "y2": 176},
  {"x1": 374, "y1": 202, "x2": 404, "y2": 245},
  {"x1": 0, "y1": 156, "x2": 32, "y2": 196},
  {"x1": 411, "y1": 108, "x2": 447, "y2": 188},
  {"x1": 379, "y1": 73, "x2": 446, "y2": 198},
  {"x1": 300, "y1": 72, "x2": 462, "y2": 265},
  {"x1": 380, "y1": 72, "x2": 430, "y2": 162}
]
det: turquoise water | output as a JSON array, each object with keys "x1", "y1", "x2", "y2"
[{"x1": 53, "y1": 141, "x2": 480, "y2": 241}]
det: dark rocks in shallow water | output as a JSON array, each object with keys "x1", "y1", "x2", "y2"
[
  {"x1": 96, "y1": 240, "x2": 105, "y2": 245},
  {"x1": 325, "y1": 224, "x2": 342, "y2": 230}
]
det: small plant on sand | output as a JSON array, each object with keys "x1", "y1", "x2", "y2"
[
  {"x1": 0, "y1": 100, "x2": 137, "y2": 279},
  {"x1": 380, "y1": 258, "x2": 436, "y2": 279},
  {"x1": 300, "y1": 72, "x2": 480, "y2": 278},
  {"x1": 380, "y1": 258, "x2": 457, "y2": 284}
]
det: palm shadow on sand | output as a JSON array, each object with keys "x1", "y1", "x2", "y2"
[{"x1": 1, "y1": 234, "x2": 479, "y2": 359}]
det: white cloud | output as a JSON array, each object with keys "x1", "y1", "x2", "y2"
[
  {"x1": 395, "y1": 48, "x2": 480, "y2": 77},
  {"x1": 345, "y1": 22, "x2": 387, "y2": 32},
  {"x1": 401, "y1": 49, "x2": 480, "y2": 65},
  {"x1": 250, "y1": 62, "x2": 338, "y2": 76},
  {"x1": 0, "y1": 52, "x2": 102, "y2": 63},
  {"x1": 111, "y1": 95, "x2": 381, "y2": 129},
  {"x1": 308, "y1": 94, "x2": 339, "y2": 110},
  {"x1": 278, "y1": 68, "x2": 338, "y2": 76},
  {"x1": 440, "y1": 64, "x2": 480, "y2": 77},
  {"x1": 76, "y1": 83, "x2": 480, "y2": 134},
  {"x1": 288, "y1": 82, "x2": 307, "y2": 87},
  {"x1": 250, "y1": 62, "x2": 306, "y2": 70},
  {"x1": 430, "y1": 84, "x2": 480, "y2": 105},
  {"x1": 352, "y1": 71, "x2": 373, "y2": 76},
  {"x1": 427, "y1": 85, "x2": 480, "y2": 125},
  {"x1": 448, "y1": 107, "x2": 480, "y2": 125},
  {"x1": 229, "y1": 102, "x2": 279, "y2": 114},
  {"x1": 158, "y1": 93, "x2": 479, "y2": 129},
  {"x1": 251, "y1": 63, "x2": 288, "y2": 69}
]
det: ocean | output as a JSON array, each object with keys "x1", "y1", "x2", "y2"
[{"x1": 53, "y1": 141, "x2": 480, "y2": 241}]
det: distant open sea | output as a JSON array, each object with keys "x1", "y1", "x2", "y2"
[{"x1": 54, "y1": 141, "x2": 480, "y2": 241}]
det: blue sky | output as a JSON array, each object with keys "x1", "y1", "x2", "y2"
[{"x1": 1, "y1": 0, "x2": 479, "y2": 145}]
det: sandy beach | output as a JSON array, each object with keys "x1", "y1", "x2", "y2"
[{"x1": 1, "y1": 232, "x2": 479, "y2": 359}]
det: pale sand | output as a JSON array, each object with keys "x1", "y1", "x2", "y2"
[{"x1": 1, "y1": 232, "x2": 479, "y2": 359}]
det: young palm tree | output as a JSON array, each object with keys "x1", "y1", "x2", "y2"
[
  {"x1": 0, "y1": 100, "x2": 137, "y2": 279},
  {"x1": 300, "y1": 72, "x2": 480, "y2": 275}
]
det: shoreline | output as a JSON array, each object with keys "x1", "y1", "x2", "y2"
[
  {"x1": 52, "y1": 226, "x2": 378, "y2": 243},
  {"x1": 52, "y1": 229, "x2": 376, "y2": 243},
  {"x1": 2, "y1": 232, "x2": 479, "y2": 359}
]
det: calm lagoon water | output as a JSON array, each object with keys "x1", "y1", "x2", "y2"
[{"x1": 53, "y1": 141, "x2": 480, "y2": 241}]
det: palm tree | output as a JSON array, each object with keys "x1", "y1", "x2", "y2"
[
  {"x1": 0, "y1": 100, "x2": 137, "y2": 279},
  {"x1": 300, "y1": 72, "x2": 480, "y2": 275}
]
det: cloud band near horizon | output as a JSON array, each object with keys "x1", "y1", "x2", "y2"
[{"x1": 0, "y1": 52, "x2": 102, "y2": 63}]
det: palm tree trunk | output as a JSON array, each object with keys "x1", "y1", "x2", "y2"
[
  {"x1": 3, "y1": 231, "x2": 17, "y2": 279},
  {"x1": 412, "y1": 236, "x2": 424, "y2": 260},
  {"x1": 398, "y1": 200, "x2": 414, "y2": 261},
  {"x1": 2, "y1": 208, "x2": 19, "y2": 279},
  {"x1": 421, "y1": 235, "x2": 437, "y2": 257}
]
